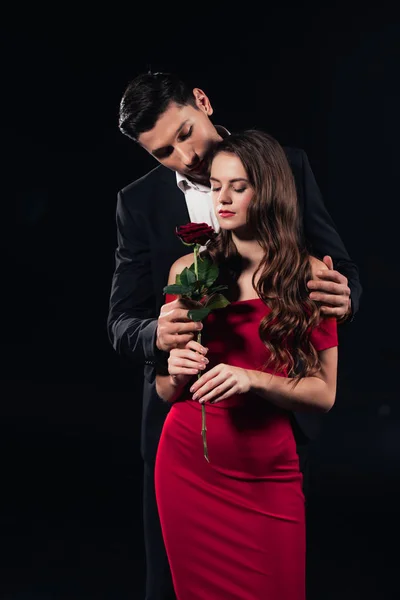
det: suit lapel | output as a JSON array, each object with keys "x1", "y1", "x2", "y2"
[
  {"x1": 160, "y1": 168, "x2": 190, "y2": 226},
  {"x1": 157, "y1": 167, "x2": 192, "y2": 257}
]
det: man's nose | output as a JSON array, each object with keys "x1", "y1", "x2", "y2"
[{"x1": 177, "y1": 145, "x2": 196, "y2": 167}]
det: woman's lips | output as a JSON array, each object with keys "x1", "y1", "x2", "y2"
[{"x1": 218, "y1": 211, "x2": 235, "y2": 218}]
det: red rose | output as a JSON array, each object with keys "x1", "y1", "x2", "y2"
[{"x1": 176, "y1": 222, "x2": 215, "y2": 246}]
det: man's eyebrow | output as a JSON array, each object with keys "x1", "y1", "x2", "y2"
[{"x1": 152, "y1": 120, "x2": 190, "y2": 157}]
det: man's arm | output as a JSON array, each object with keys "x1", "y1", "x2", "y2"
[
  {"x1": 107, "y1": 190, "x2": 159, "y2": 365},
  {"x1": 300, "y1": 150, "x2": 362, "y2": 319},
  {"x1": 107, "y1": 190, "x2": 202, "y2": 365}
]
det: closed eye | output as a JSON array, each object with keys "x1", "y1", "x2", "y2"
[
  {"x1": 179, "y1": 126, "x2": 193, "y2": 141},
  {"x1": 211, "y1": 187, "x2": 247, "y2": 193}
]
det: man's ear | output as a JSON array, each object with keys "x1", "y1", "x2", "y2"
[{"x1": 192, "y1": 88, "x2": 214, "y2": 116}]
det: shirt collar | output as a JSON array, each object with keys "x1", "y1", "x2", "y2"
[{"x1": 176, "y1": 125, "x2": 230, "y2": 192}]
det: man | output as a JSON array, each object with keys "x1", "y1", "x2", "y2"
[{"x1": 108, "y1": 72, "x2": 362, "y2": 600}]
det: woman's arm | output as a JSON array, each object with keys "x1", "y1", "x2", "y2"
[
  {"x1": 190, "y1": 346, "x2": 337, "y2": 413},
  {"x1": 156, "y1": 374, "x2": 186, "y2": 404},
  {"x1": 156, "y1": 339, "x2": 209, "y2": 402},
  {"x1": 155, "y1": 253, "x2": 209, "y2": 402},
  {"x1": 248, "y1": 346, "x2": 337, "y2": 412}
]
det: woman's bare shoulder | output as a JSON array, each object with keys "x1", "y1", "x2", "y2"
[{"x1": 168, "y1": 253, "x2": 194, "y2": 282}]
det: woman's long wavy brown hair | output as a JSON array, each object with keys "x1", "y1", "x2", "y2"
[{"x1": 206, "y1": 130, "x2": 322, "y2": 382}]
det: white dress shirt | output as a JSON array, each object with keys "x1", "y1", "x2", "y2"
[{"x1": 176, "y1": 172, "x2": 220, "y2": 232}]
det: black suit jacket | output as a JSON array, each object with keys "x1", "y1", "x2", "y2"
[{"x1": 108, "y1": 147, "x2": 362, "y2": 463}]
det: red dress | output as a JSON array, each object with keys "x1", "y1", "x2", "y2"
[{"x1": 155, "y1": 296, "x2": 338, "y2": 600}]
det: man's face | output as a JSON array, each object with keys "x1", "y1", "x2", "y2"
[{"x1": 138, "y1": 89, "x2": 222, "y2": 185}]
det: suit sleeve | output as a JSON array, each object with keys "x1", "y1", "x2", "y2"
[
  {"x1": 300, "y1": 150, "x2": 362, "y2": 319},
  {"x1": 107, "y1": 189, "x2": 159, "y2": 365}
]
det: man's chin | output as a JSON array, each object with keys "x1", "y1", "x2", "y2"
[
  {"x1": 186, "y1": 168, "x2": 210, "y2": 186},
  {"x1": 189, "y1": 175, "x2": 209, "y2": 186}
]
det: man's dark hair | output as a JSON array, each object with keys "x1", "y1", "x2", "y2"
[{"x1": 118, "y1": 72, "x2": 197, "y2": 141}]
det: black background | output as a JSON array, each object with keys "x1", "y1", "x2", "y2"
[{"x1": 1, "y1": 6, "x2": 399, "y2": 599}]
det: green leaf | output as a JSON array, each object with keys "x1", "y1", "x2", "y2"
[
  {"x1": 180, "y1": 267, "x2": 196, "y2": 288},
  {"x1": 187, "y1": 307, "x2": 211, "y2": 321},
  {"x1": 190, "y1": 291, "x2": 204, "y2": 303},
  {"x1": 204, "y1": 263, "x2": 219, "y2": 287},
  {"x1": 163, "y1": 284, "x2": 192, "y2": 295},
  {"x1": 196, "y1": 257, "x2": 219, "y2": 288},
  {"x1": 175, "y1": 273, "x2": 182, "y2": 285},
  {"x1": 207, "y1": 284, "x2": 228, "y2": 294},
  {"x1": 197, "y1": 256, "x2": 213, "y2": 280},
  {"x1": 204, "y1": 293, "x2": 231, "y2": 310}
]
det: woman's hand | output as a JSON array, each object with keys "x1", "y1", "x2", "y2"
[
  {"x1": 168, "y1": 340, "x2": 209, "y2": 388},
  {"x1": 190, "y1": 364, "x2": 251, "y2": 404}
]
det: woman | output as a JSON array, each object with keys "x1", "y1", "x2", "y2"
[{"x1": 155, "y1": 130, "x2": 338, "y2": 600}]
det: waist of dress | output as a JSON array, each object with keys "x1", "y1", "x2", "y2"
[
  {"x1": 177, "y1": 394, "x2": 287, "y2": 416},
  {"x1": 181, "y1": 395, "x2": 249, "y2": 410}
]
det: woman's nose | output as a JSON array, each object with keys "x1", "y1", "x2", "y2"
[{"x1": 218, "y1": 188, "x2": 232, "y2": 203}]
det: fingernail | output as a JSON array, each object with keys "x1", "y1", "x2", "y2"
[
  {"x1": 190, "y1": 386, "x2": 194, "y2": 392},
  {"x1": 192, "y1": 393, "x2": 198, "y2": 400}
]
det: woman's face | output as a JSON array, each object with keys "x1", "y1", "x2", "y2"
[{"x1": 210, "y1": 152, "x2": 254, "y2": 232}]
